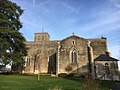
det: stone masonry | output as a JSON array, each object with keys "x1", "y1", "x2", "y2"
[{"x1": 23, "y1": 32, "x2": 119, "y2": 80}]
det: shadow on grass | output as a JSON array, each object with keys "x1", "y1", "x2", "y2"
[{"x1": 62, "y1": 76, "x2": 120, "y2": 90}]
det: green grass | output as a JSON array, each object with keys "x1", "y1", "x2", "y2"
[{"x1": 0, "y1": 74, "x2": 118, "y2": 90}]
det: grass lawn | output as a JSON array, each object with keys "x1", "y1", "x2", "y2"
[{"x1": 0, "y1": 74, "x2": 119, "y2": 90}]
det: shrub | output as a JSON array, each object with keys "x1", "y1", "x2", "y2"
[
  {"x1": 65, "y1": 65, "x2": 73, "y2": 73},
  {"x1": 67, "y1": 73, "x2": 74, "y2": 77},
  {"x1": 58, "y1": 73, "x2": 67, "y2": 77}
]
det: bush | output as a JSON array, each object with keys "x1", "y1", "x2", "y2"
[
  {"x1": 65, "y1": 65, "x2": 73, "y2": 73},
  {"x1": 74, "y1": 73, "x2": 81, "y2": 78},
  {"x1": 67, "y1": 73, "x2": 74, "y2": 77},
  {"x1": 58, "y1": 73, "x2": 67, "y2": 77},
  {"x1": 67, "y1": 73, "x2": 88, "y2": 78}
]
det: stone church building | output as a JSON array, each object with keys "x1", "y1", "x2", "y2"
[{"x1": 23, "y1": 32, "x2": 119, "y2": 80}]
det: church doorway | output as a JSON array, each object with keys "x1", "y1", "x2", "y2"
[{"x1": 48, "y1": 53, "x2": 56, "y2": 74}]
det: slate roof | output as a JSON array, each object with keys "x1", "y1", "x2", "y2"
[{"x1": 94, "y1": 54, "x2": 119, "y2": 61}]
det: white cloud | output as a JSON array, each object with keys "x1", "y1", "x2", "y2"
[
  {"x1": 23, "y1": 19, "x2": 41, "y2": 29},
  {"x1": 78, "y1": 9, "x2": 120, "y2": 34},
  {"x1": 110, "y1": 0, "x2": 120, "y2": 8},
  {"x1": 35, "y1": 0, "x2": 52, "y2": 8},
  {"x1": 61, "y1": 1, "x2": 79, "y2": 13},
  {"x1": 33, "y1": 0, "x2": 35, "y2": 8}
]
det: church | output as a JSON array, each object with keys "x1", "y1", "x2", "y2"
[{"x1": 23, "y1": 32, "x2": 119, "y2": 80}]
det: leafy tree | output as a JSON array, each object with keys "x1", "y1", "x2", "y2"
[{"x1": 0, "y1": 0, "x2": 27, "y2": 72}]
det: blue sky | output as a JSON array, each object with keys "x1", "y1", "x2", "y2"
[{"x1": 11, "y1": 0, "x2": 120, "y2": 63}]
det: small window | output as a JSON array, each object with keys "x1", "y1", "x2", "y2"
[
  {"x1": 105, "y1": 63, "x2": 110, "y2": 74},
  {"x1": 38, "y1": 36, "x2": 40, "y2": 40},
  {"x1": 26, "y1": 58, "x2": 30, "y2": 66},
  {"x1": 42, "y1": 36, "x2": 44, "y2": 40},
  {"x1": 105, "y1": 63, "x2": 108, "y2": 66},
  {"x1": 72, "y1": 40, "x2": 75, "y2": 45}
]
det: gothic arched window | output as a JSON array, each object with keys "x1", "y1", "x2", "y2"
[{"x1": 71, "y1": 50, "x2": 77, "y2": 64}]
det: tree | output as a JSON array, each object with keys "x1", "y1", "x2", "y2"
[{"x1": 0, "y1": 0, "x2": 27, "y2": 72}]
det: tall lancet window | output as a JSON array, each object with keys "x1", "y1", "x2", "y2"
[{"x1": 71, "y1": 50, "x2": 77, "y2": 64}]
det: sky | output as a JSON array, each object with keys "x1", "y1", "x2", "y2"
[{"x1": 11, "y1": 0, "x2": 120, "y2": 68}]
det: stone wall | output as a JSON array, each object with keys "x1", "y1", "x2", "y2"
[
  {"x1": 58, "y1": 36, "x2": 88, "y2": 74},
  {"x1": 23, "y1": 33, "x2": 118, "y2": 79},
  {"x1": 95, "y1": 61, "x2": 118, "y2": 76},
  {"x1": 88, "y1": 38, "x2": 108, "y2": 60},
  {"x1": 24, "y1": 40, "x2": 59, "y2": 74}
]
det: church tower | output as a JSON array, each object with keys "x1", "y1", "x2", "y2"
[{"x1": 34, "y1": 32, "x2": 50, "y2": 41}]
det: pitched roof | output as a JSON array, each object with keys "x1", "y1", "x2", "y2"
[
  {"x1": 61, "y1": 35, "x2": 86, "y2": 42},
  {"x1": 94, "y1": 54, "x2": 119, "y2": 61}
]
